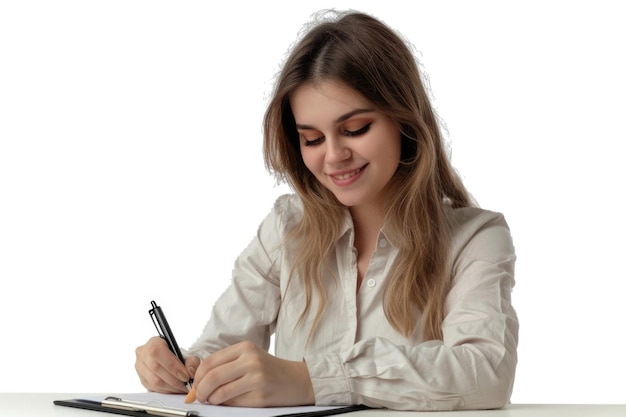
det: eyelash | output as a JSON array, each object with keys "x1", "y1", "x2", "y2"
[{"x1": 303, "y1": 123, "x2": 372, "y2": 147}]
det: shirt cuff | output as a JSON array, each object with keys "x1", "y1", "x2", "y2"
[{"x1": 304, "y1": 353, "x2": 352, "y2": 405}]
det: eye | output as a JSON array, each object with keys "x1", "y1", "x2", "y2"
[
  {"x1": 344, "y1": 123, "x2": 371, "y2": 137},
  {"x1": 303, "y1": 136, "x2": 324, "y2": 147}
]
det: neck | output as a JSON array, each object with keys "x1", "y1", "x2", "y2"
[{"x1": 349, "y1": 204, "x2": 386, "y2": 239}]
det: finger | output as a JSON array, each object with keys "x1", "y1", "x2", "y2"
[
  {"x1": 209, "y1": 358, "x2": 314, "y2": 407},
  {"x1": 185, "y1": 355, "x2": 201, "y2": 379},
  {"x1": 196, "y1": 359, "x2": 247, "y2": 404},
  {"x1": 192, "y1": 343, "x2": 243, "y2": 387},
  {"x1": 183, "y1": 356, "x2": 201, "y2": 403},
  {"x1": 194, "y1": 342, "x2": 258, "y2": 404},
  {"x1": 209, "y1": 377, "x2": 261, "y2": 406},
  {"x1": 136, "y1": 354, "x2": 181, "y2": 393},
  {"x1": 148, "y1": 338, "x2": 193, "y2": 386},
  {"x1": 136, "y1": 337, "x2": 190, "y2": 393},
  {"x1": 136, "y1": 351, "x2": 185, "y2": 393}
]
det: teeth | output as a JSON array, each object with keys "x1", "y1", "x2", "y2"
[{"x1": 333, "y1": 167, "x2": 361, "y2": 180}]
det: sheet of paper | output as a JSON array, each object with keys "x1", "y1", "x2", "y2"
[{"x1": 88, "y1": 392, "x2": 344, "y2": 417}]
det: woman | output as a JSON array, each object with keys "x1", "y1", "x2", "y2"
[{"x1": 135, "y1": 10, "x2": 518, "y2": 411}]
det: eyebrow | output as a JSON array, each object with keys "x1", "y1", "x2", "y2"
[{"x1": 295, "y1": 108, "x2": 375, "y2": 130}]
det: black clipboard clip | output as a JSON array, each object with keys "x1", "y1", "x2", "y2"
[{"x1": 102, "y1": 396, "x2": 199, "y2": 417}]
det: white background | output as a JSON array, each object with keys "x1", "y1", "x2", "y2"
[{"x1": 1, "y1": 0, "x2": 625, "y2": 404}]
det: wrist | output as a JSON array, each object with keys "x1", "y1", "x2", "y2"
[{"x1": 299, "y1": 360, "x2": 315, "y2": 405}]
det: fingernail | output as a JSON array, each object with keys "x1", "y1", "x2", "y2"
[
  {"x1": 177, "y1": 371, "x2": 188, "y2": 382},
  {"x1": 185, "y1": 388, "x2": 196, "y2": 404},
  {"x1": 187, "y1": 367, "x2": 196, "y2": 376}
]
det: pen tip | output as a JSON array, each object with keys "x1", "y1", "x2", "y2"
[{"x1": 185, "y1": 388, "x2": 196, "y2": 404}]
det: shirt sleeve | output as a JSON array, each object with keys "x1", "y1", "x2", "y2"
[
  {"x1": 186, "y1": 196, "x2": 287, "y2": 359},
  {"x1": 304, "y1": 212, "x2": 518, "y2": 411}
]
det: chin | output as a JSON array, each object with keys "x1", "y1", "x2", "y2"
[{"x1": 333, "y1": 196, "x2": 362, "y2": 208}]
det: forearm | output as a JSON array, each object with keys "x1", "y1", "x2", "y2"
[{"x1": 305, "y1": 333, "x2": 517, "y2": 411}]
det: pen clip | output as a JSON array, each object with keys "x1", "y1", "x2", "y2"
[
  {"x1": 102, "y1": 396, "x2": 198, "y2": 417},
  {"x1": 149, "y1": 302, "x2": 166, "y2": 339}
]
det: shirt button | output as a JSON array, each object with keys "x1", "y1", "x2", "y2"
[
  {"x1": 380, "y1": 239, "x2": 388, "y2": 248},
  {"x1": 367, "y1": 278, "x2": 376, "y2": 287}
]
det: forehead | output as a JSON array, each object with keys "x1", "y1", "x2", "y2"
[{"x1": 290, "y1": 80, "x2": 373, "y2": 123}]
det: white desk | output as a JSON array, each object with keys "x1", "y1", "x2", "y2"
[{"x1": 2, "y1": 393, "x2": 626, "y2": 416}]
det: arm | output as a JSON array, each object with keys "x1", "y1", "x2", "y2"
[
  {"x1": 136, "y1": 196, "x2": 291, "y2": 394},
  {"x1": 185, "y1": 195, "x2": 316, "y2": 406},
  {"x1": 186, "y1": 197, "x2": 287, "y2": 358},
  {"x1": 305, "y1": 213, "x2": 518, "y2": 411}
]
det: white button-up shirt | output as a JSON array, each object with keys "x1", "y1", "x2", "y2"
[{"x1": 188, "y1": 194, "x2": 518, "y2": 411}]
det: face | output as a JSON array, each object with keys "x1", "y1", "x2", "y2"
[{"x1": 290, "y1": 80, "x2": 402, "y2": 213}]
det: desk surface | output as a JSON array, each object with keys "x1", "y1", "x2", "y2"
[{"x1": 2, "y1": 393, "x2": 626, "y2": 417}]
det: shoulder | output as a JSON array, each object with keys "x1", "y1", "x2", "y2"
[
  {"x1": 272, "y1": 193, "x2": 303, "y2": 220},
  {"x1": 446, "y1": 206, "x2": 515, "y2": 264},
  {"x1": 243, "y1": 194, "x2": 303, "y2": 257},
  {"x1": 272, "y1": 193, "x2": 302, "y2": 213},
  {"x1": 262, "y1": 193, "x2": 303, "y2": 234}
]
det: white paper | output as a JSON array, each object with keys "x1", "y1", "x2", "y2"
[{"x1": 87, "y1": 392, "x2": 344, "y2": 417}]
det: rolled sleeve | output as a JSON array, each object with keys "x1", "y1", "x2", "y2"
[{"x1": 305, "y1": 353, "x2": 352, "y2": 405}]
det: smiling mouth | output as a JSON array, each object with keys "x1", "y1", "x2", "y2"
[{"x1": 330, "y1": 165, "x2": 367, "y2": 180}]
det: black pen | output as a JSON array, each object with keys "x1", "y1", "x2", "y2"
[{"x1": 149, "y1": 300, "x2": 193, "y2": 391}]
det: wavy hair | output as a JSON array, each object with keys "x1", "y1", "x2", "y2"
[{"x1": 263, "y1": 10, "x2": 472, "y2": 341}]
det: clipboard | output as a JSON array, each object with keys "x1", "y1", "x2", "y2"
[
  {"x1": 54, "y1": 395, "x2": 369, "y2": 417},
  {"x1": 54, "y1": 396, "x2": 198, "y2": 416}
]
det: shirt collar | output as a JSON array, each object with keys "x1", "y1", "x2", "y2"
[{"x1": 337, "y1": 211, "x2": 394, "y2": 248}]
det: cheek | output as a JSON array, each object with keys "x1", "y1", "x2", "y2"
[
  {"x1": 370, "y1": 135, "x2": 401, "y2": 170},
  {"x1": 300, "y1": 148, "x2": 321, "y2": 174},
  {"x1": 386, "y1": 131, "x2": 403, "y2": 165}
]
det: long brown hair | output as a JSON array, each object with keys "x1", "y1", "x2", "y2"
[{"x1": 263, "y1": 10, "x2": 472, "y2": 341}]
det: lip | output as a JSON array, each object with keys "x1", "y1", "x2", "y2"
[{"x1": 327, "y1": 164, "x2": 368, "y2": 186}]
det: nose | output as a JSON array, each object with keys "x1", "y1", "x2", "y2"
[{"x1": 324, "y1": 136, "x2": 351, "y2": 165}]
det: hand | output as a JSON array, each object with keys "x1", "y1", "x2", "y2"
[
  {"x1": 192, "y1": 340, "x2": 314, "y2": 407},
  {"x1": 135, "y1": 336, "x2": 200, "y2": 393}
]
